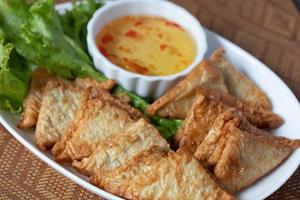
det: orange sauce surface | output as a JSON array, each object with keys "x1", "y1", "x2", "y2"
[{"x1": 97, "y1": 15, "x2": 196, "y2": 76}]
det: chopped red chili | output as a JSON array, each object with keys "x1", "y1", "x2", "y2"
[
  {"x1": 125, "y1": 30, "x2": 138, "y2": 38},
  {"x1": 124, "y1": 58, "x2": 149, "y2": 74},
  {"x1": 101, "y1": 34, "x2": 113, "y2": 44},
  {"x1": 134, "y1": 21, "x2": 143, "y2": 27},
  {"x1": 160, "y1": 44, "x2": 168, "y2": 51},
  {"x1": 99, "y1": 46, "x2": 109, "y2": 57},
  {"x1": 118, "y1": 46, "x2": 132, "y2": 53},
  {"x1": 165, "y1": 20, "x2": 183, "y2": 30}
]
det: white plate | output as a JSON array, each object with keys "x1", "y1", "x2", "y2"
[{"x1": 0, "y1": 2, "x2": 299, "y2": 200}]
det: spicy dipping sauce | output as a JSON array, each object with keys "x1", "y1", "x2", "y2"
[{"x1": 97, "y1": 15, "x2": 196, "y2": 76}]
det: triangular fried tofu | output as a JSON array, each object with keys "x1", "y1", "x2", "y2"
[
  {"x1": 73, "y1": 118, "x2": 170, "y2": 176},
  {"x1": 51, "y1": 86, "x2": 137, "y2": 158},
  {"x1": 195, "y1": 109, "x2": 300, "y2": 192},
  {"x1": 194, "y1": 109, "x2": 262, "y2": 168},
  {"x1": 35, "y1": 78, "x2": 115, "y2": 150},
  {"x1": 18, "y1": 67, "x2": 115, "y2": 130},
  {"x1": 210, "y1": 48, "x2": 272, "y2": 110},
  {"x1": 53, "y1": 87, "x2": 144, "y2": 162},
  {"x1": 90, "y1": 146, "x2": 235, "y2": 200},
  {"x1": 35, "y1": 78, "x2": 83, "y2": 150},
  {"x1": 196, "y1": 86, "x2": 283, "y2": 129},
  {"x1": 173, "y1": 91, "x2": 228, "y2": 152},
  {"x1": 173, "y1": 86, "x2": 283, "y2": 152},
  {"x1": 18, "y1": 68, "x2": 55, "y2": 129},
  {"x1": 146, "y1": 60, "x2": 228, "y2": 119}
]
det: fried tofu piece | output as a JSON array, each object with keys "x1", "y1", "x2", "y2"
[
  {"x1": 35, "y1": 79, "x2": 115, "y2": 150},
  {"x1": 84, "y1": 87, "x2": 143, "y2": 120},
  {"x1": 17, "y1": 67, "x2": 115, "y2": 130},
  {"x1": 74, "y1": 77, "x2": 116, "y2": 91},
  {"x1": 210, "y1": 48, "x2": 272, "y2": 110},
  {"x1": 35, "y1": 79, "x2": 84, "y2": 150},
  {"x1": 73, "y1": 118, "x2": 170, "y2": 176},
  {"x1": 173, "y1": 92, "x2": 228, "y2": 152},
  {"x1": 196, "y1": 86, "x2": 284, "y2": 129},
  {"x1": 147, "y1": 60, "x2": 228, "y2": 119},
  {"x1": 18, "y1": 68, "x2": 55, "y2": 129},
  {"x1": 90, "y1": 146, "x2": 234, "y2": 200},
  {"x1": 53, "y1": 87, "x2": 144, "y2": 162},
  {"x1": 195, "y1": 109, "x2": 300, "y2": 192},
  {"x1": 173, "y1": 86, "x2": 283, "y2": 152},
  {"x1": 194, "y1": 109, "x2": 262, "y2": 168},
  {"x1": 51, "y1": 86, "x2": 137, "y2": 158}
]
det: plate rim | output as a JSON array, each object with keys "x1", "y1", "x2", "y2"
[{"x1": 0, "y1": 1, "x2": 299, "y2": 200}]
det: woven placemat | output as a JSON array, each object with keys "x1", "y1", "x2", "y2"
[
  {"x1": 0, "y1": 0, "x2": 299, "y2": 199},
  {"x1": 0, "y1": 125, "x2": 102, "y2": 200}
]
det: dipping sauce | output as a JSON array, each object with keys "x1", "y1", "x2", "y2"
[{"x1": 97, "y1": 15, "x2": 196, "y2": 76}]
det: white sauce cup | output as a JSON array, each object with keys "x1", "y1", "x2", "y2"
[{"x1": 87, "y1": 0, "x2": 207, "y2": 98}]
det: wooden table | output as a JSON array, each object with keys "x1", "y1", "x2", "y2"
[{"x1": 0, "y1": 0, "x2": 299, "y2": 199}]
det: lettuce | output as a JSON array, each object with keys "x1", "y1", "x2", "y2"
[
  {"x1": 0, "y1": 40, "x2": 31, "y2": 113},
  {"x1": 59, "y1": 0, "x2": 103, "y2": 51},
  {"x1": 0, "y1": 0, "x2": 107, "y2": 81}
]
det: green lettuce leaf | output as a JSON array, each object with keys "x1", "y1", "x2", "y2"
[
  {"x1": 0, "y1": 40, "x2": 31, "y2": 113},
  {"x1": 113, "y1": 86, "x2": 183, "y2": 139},
  {"x1": 0, "y1": 0, "x2": 107, "y2": 81},
  {"x1": 59, "y1": 0, "x2": 103, "y2": 51}
]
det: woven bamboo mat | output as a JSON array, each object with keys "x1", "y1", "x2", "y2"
[{"x1": 0, "y1": 0, "x2": 299, "y2": 199}]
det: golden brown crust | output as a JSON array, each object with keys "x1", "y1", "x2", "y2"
[
  {"x1": 18, "y1": 68, "x2": 115, "y2": 130},
  {"x1": 210, "y1": 48, "x2": 272, "y2": 110},
  {"x1": 173, "y1": 93, "x2": 228, "y2": 152},
  {"x1": 52, "y1": 86, "x2": 143, "y2": 159},
  {"x1": 53, "y1": 88, "x2": 145, "y2": 163},
  {"x1": 35, "y1": 78, "x2": 83, "y2": 150},
  {"x1": 215, "y1": 127, "x2": 294, "y2": 192},
  {"x1": 91, "y1": 146, "x2": 235, "y2": 200},
  {"x1": 74, "y1": 78, "x2": 116, "y2": 91},
  {"x1": 194, "y1": 109, "x2": 238, "y2": 167},
  {"x1": 72, "y1": 118, "x2": 170, "y2": 176},
  {"x1": 195, "y1": 109, "x2": 300, "y2": 192},
  {"x1": 146, "y1": 60, "x2": 227, "y2": 119},
  {"x1": 196, "y1": 86, "x2": 284, "y2": 129},
  {"x1": 18, "y1": 68, "x2": 55, "y2": 129},
  {"x1": 85, "y1": 87, "x2": 144, "y2": 121},
  {"x1": 115, "y1": 92, "x2": 132, "y2": 104},
  {"x1": 55, "y1": 101, "x2": 130, "y2": 162},
  {"x1": 36, "y1": 78, "x2": 116, "y2": 151},
  {"x1": 51, "y1": 94, "x2": 88, "y2": 157}
]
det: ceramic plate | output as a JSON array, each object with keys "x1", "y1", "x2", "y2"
[{"x1": 0, "y1": 1, "x2": 299, "y2": 200}]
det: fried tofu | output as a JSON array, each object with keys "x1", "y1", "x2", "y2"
[
  {"x1": 194, "y1": 109, "x2": 260, "y2": 168},
  {"x1": 53, "y1": 87, "x2": 144, "y2": 162},
  {"x1": 147, "y1": 60, "x2": 228, "y2": 119},
  {"x1": 73, "y1": 118, "x2": 170, "y2": 176},
  {"x1": 35, "y1": 79, "x2": 84, "y2": 150},
  {"x1": 173, "y1": 91, "x2": 228, "y2": 152},
  {"x1": 196, "y1": 86, "x2": 284, "y2": 129},
  {"x1": 35, "y1": 79, "x2": 115, "y2": 150},
  {"x1": 174, "y1": 85, "x2": 283, "y2": 152},
  {"x1": 210, "y1": 48, "x2": 272, "y2": 110},
  {"x1": 18, "y1": 67, "x2": 115, "y2": 130},
  {"x1": 18, "y1": 68, "x2": 55, "y2": 129},
  {"x1": 74, "y1": 77, "x2": 116, "y2": 91},
  {"x1": 195, "y1": 109, "x2": 300, "y2": 192},
  {"x1": 90, "y1": 146, "x2": 235, "y2": 200}
]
